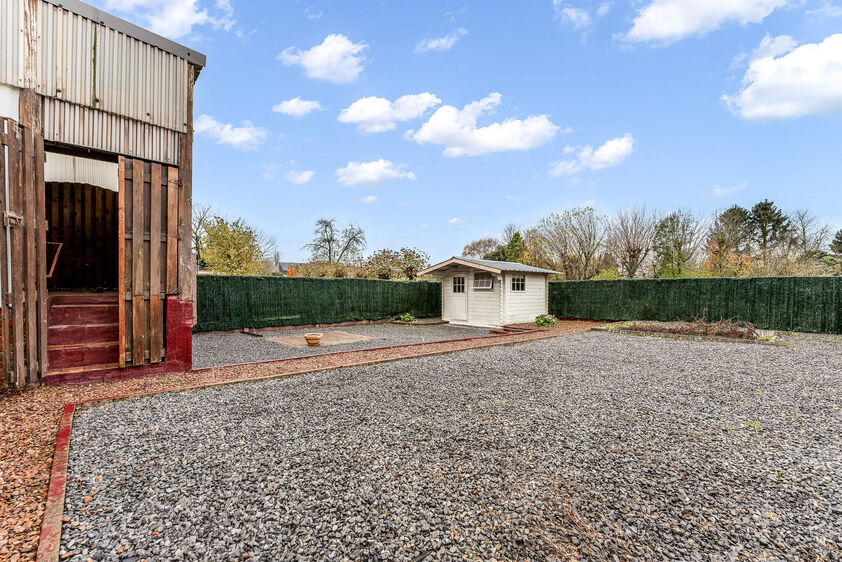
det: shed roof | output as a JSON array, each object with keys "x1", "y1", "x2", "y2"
[
  {"x1": 419, "y1": 256, "x2": 561, "y2": 276},
  {"x1": 44, "y1": 0, "x2": 207, "y2": 68}
]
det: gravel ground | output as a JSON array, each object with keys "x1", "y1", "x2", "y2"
[
  {"x1": 62, "y1": 331, "x2": 841, "y2": 560},
  {"x1": 192, "y1": 323, "x2": 493, "y2": 369}
]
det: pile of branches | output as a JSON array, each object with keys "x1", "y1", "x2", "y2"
[{"x1": 626, "y1": 317, "x2": 759, "y2": 340}]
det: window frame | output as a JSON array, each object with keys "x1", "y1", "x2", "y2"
[
  {"x1": 511, "y1": 275, "x2": 526, "y2": 292},
  {"x1": 452, "y1": 276, "x2": 466, "y2": 293},
  {"x1": 472, "y1": 272, "x2": 493, "y2": 290}
]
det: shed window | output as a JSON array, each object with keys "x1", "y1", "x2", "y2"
[
  {"x1": 473, "y1": 273, "x2": 493, "y2": 289},
  {"x1": 452, "y1": 276, "x2": 465, "y2": 293},
  {"x1": 511, "y1": 276, "x2": 526, "y2": 292}
]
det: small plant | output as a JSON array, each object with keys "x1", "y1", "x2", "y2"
[
  {"x1": 535, "y1": 314, "x2": 557, "y2": 327},
  {"x1": 747, "y1": 419, "x2": 762, "y2": 430},
  {"x1": 394, "y1": 312, "x2": 415, "y2": 323}
]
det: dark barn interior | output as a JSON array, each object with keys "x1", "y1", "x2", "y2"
[{"x1": 45, "y1": 182, "x2": 118, "y2": 290}]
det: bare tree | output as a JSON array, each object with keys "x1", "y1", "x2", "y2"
[
  {"x1": 605, "y1": 207, "x2": 658, "y2": 277},
  {"x1": 192, "y1": 203, "x2": 214, "y2": 266},
  {"x1": 462, "y1": 237, "x2": 499, "y2": 258},
  {"x1": 653, "y1": 210, "x2": 705, "y2": 277},
  {"x1": 531, "y1": 207, "x2": 607, "y2": 280},
  {"x1": 789, "y1": 208, "x2": 830, "y2": 258},
  {"x1": 500, "y1": 223, "x2": 519, "y2": 246},
  {"x1": 303, "y1": 218, "x2": 366, "y2": 263}
]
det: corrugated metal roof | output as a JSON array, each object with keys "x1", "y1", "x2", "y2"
[
  {"x1": 36, "y1": 1, "x2": 190, "y2": 133},
  {"x1": 422, "y1": 256, "x2": 561, "y2": 275},
  {"x1": 42, "y1": 0, "x2": 206, "y2": 68},
  {"x1": 456, "y1": 257, "x2": 561, "y2": 274}
]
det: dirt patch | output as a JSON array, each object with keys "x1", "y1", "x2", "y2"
[
  {"x1": 621, "y1": 318, "x2": 760, "y2": 340},
  {"x1": 267, "y1": 331, "x2": 373, "y2": 348}
]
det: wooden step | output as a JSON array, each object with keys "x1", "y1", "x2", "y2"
[
  {"x1": 46, "y1": 362, "x2": 121, "y2": 377},
  {"x1": 49, "y1": 303, "x2": 119, "y2": 326},
  {"x1": 48, "y1": 341, "x2": 120, "y2": 370},
  {"x1": 49, "y1": 294, "x2": 118, "y2": 306},
  {"x1": 48, "y1": 323, "x2": 118, "y2": 345}
]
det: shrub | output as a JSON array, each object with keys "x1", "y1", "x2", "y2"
[
  {"x1": 395, "y1": 312, "x2": 416, "y2": 323},
  {"x1": 535, "y1": 314, "x2": 557, "y2": 327}
]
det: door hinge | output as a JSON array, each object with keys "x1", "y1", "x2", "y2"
[{"x1": 2, "y1": 211, "x2": 23, "y2": 228}]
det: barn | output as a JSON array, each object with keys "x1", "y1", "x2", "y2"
[
  {"x1": 0, "y1": 0, "x2": 203, "y2": 386},
  {"x1": 419, "y1": 257, "x2": 560, "y2": 327}
]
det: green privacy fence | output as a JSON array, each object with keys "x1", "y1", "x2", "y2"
[
  {"x1": 549, "y1": 277, "x2": 842, "y2": 334},
  {"x1": 195, "y1": 275, "x2": 442, "y2": 332}
]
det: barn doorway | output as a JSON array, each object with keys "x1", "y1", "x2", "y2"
[
  {"x1": 45, "y1": 182, "x2": 118, "y2": 290},
  {"x1": 44, "y1": 152, "x2": 121, "y2": 374}
]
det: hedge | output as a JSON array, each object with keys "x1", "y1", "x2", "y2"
[
  {"x1": 195, "y1": 275, "x2": 442, "y2": 332},
  {"x1": 549, "y1": 277, "x2": 842, "y2": 334}
]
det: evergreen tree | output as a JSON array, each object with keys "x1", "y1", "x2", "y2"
[
  {"x1": 749, "y1": 200, "x2": 789, "y2": 263},
  {"x1": 831, "y1": 229, "x2": 842, "y2": 256},
  {"x1": 504, "y1": 232, "x2": 526, "y2": 262}
]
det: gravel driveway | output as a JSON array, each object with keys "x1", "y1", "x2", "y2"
[
  {"x1": 192, "y1": 323, "x2": 492, "y2": 369},
  {"x1": 62, "y1": 332, "x2": 841, "y2": 560}
]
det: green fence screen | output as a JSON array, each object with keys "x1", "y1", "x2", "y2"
[
  {"x1": 195, "y1": 275, "x2": 442, "y2": 332},
  {"x1": 549, "y1": 277, "x2": 842, "y2": 334}
]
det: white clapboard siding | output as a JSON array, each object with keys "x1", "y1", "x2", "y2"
[
  {"x1": 503, "y1": 273, "x2": 548, "y2": 324},
  {"x1": 466, "y1": 271, "x2": 502, "y2": 327}
]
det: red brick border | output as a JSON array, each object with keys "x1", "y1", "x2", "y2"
[{"x1": 35, "y1": 403, "x2": 74, "y2": 562}]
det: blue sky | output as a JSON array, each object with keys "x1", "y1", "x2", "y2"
[{"x1": 95, "y1": 0, "x2": 842, "y2": 262}]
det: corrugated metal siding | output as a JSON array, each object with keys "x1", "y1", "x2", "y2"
[
  {"x1": 43, "y1": 97, "x2": 179, "y2": 164},
  {"x1": 44, "y1": 151, "x2": 119, "y2": 191},
  {"x1": 0, "y1": 0, "x2": 23, "y2": 88},
  {"x1": 36, "y1": 1, "x2": 188, "y2": 133}
]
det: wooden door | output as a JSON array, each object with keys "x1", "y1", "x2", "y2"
[
  {"x1": 117, "y1": 157, "x2": 179, "y2": 367},
  {"x1": 450, "y1": 275, "x2": 467, "y2": 321}
]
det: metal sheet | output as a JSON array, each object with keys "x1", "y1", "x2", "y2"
[
  {"x1": 42, "y1": 97, "x2": 179, "y2": 164},
  {"x1": 0, "y1": 0, "x2": 23, "y2": 88},
  {"x1": 44, "y1": 151, "x2": 119, "y2": 191},
  {"x1": 0, "y1": 83, "x2": 19, "y2": 121},
  {"x1": 36, "y1": 1, "x2": 189, "y2": 133}
]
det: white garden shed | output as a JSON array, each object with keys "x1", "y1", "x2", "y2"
[{"x1": 419, "y1": 257, "x2": 560, "y2": 327}]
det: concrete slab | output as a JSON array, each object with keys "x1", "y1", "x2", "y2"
[{"x1": 267, "y1": 331, "x2": 373, "y2": 348}]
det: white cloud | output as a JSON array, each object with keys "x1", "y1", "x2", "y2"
[
  {"x1": 596, "y1": 2, "x2": 613, "y2": 17},
  {"x1": 582, "y1": 199, "x2": 598, "y2": 208},
  {"x1": 730, "y1": 33, "x2": 798, "y2": 68},
  {"x1": 550, "y1": 133, "x2": 635, "y2": 176},
  {"x1": 807, "y1": 2, "x2": 842, "y2": 17},
  {"x1": 304, "y1": 6, "x2": 323, "y2": 19},
  {"x1": 339, "y1": 93, "x2": 441, "y2": 133},
  {"x1": 713, "y1": 181, "x2": 747, "y2": 196},
  {"x1": 360, "y1": 195, "x2": 379, "y2": 203},
  {"x1": 448, "y1": 217, "x2": 464, "y2": 225},
  {"x1": 272, "y1": 97, "x2": 324, "y2": 117},
  {"x1": 506, "y1": 194, "x2": 523, "y2": 202},
  {"x1": 194, "y1": 114, "x2": 268, "y2": 150},
  {"x1": 624, "y1": 0, "x2": 787, "y2": 44},
  {"x1": 415, "y1": 28, "x2": 468, "y2": 53},
  {"x1": 278, "y1": 34, "x2": 367, "y2": 84},
  {"x1": 723, "y1": 34, "x2": 842, "y2": 119},
  {"x1": 335, "y1": 159, "x2": 416, "y2": 186},
  {"x1": 285, "y1": 170, "x2": 315, "y2": 184},
  {"x1": 261, "y1": 164, "x2": 280, "y2": 181},
  {"x1": 408, "y1": 93, "x2": 560, "y2": 157},
  {"x1": 561, "y1": 7, "x2": 592, "y2": 29},
  {"x1": 102, "y1": 0, "x2": 234, "y2": 39}
]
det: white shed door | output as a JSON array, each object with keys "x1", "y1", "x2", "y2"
[{"x1": 450, "y1": 275, "x2": 467, "y2": 321}]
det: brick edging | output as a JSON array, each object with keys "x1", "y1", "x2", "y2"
[{"x1": 36, "y1": 404, "x2": 75, "y2": 562}]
